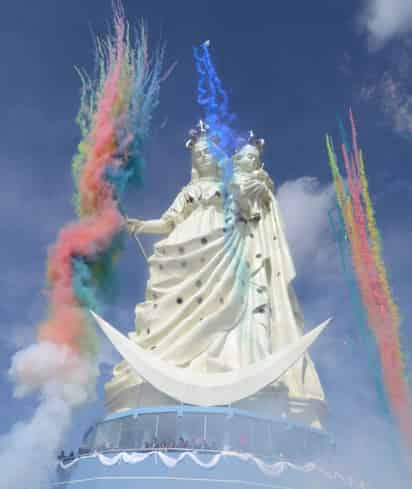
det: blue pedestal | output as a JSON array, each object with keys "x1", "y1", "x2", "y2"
[{"x1": 52, "y1": 406, "x2": 358, "y2": 489}]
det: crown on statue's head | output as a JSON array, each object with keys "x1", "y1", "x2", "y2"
[
  {"x1": 234, "y1": 130, "x2": 265, "y2": 155},
  {"x1": 247, "y1": 130, "x2": 265, "y2": 153},
  {"x1": 185, "y1": 120, "x2": 210, "y2": 149}
]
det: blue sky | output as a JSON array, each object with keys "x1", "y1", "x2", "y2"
[{"x1": 1, "y1": 0, "x2": 412, "y2": 485}]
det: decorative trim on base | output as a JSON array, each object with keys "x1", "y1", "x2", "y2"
[{"x1": 58, "y1": 450, "x2": 367, "y2": 489}]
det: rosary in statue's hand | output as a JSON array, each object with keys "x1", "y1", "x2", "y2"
[
  {"x1": 125, "y1": 217, "x2": 149, "y2": 263},
  {"x1": 126, "y1": 218, "x2": 144, "y2": 235}
]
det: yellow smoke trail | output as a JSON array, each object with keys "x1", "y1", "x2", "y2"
[
  {"x1": 358, "y1": 150, "x2": 401, "y2": 328},
  {"x1": 326, "y1": 135, "x2": 345, "y2": 211}
]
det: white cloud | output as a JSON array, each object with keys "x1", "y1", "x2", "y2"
[
  {"x1": 276, "y1": 177, "x2": 337, "y2": 280},
  {"x1": 360, "y1": 0, "x2": 412, "y2": 47},
  {"x1": 359, "y1": 37, "x2": 412, "y2": 136},
  {"x1": 361, "y1": 72, "x2": 412, "y2": 134}
]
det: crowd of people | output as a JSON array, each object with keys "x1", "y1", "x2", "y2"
[
  {"x1": 142, "y1": 436, "x2": 219, "y2": 451},
  {"x1": 57, "y1": 423, "x2": 331, "y2": 462},
  {"x1": 58, "y1": 436, "x2": 221, "y2": 461}
]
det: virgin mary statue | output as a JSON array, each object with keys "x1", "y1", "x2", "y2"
[{"x1": 104, "y1": 123, "x2": 327, "y2": 426}]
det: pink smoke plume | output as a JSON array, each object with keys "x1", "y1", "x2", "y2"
[{"x1": 41, "y1": 204, "x2": 122, "y2": 352}]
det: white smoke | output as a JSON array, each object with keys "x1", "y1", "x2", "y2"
[
  {"x1": 360, "y1": 0, "x2": 412, "y2": 47},
  {"x1": 0, "y1": 342, "x2": 98, "y2": 489}
]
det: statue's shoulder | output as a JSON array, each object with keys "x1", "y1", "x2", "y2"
[
  {"x1": 172, "y1": 181, "x2": 200, "y2": 205},
  {"x1": 252, "y1": 167, "x2": 274, "y2": 191}
]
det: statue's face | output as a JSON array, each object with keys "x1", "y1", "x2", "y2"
[
  {"x1": 191, "y1": 139, "x2": 216, "y2": 167},
  {"x1": 233, "y1": 144, "x2": 260, "y2": 170}
]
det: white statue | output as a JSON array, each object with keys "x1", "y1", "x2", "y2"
[{"x1": 98, "y1": 123, "x2": 328, "y2": 424}]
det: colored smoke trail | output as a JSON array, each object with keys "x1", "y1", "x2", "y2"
[
  {"x1": 0, "y1": 6, "x2": 164, "y2": 489},
  {"x1": 193, "y1": 40, "x2": 236, "y2": 154},
  {"x1": 193, "y1": 40, "x2": 236, "y2": 191},
  {"x1": 41, "y1": 9, "x2": 164, "y2": 355},
  {"x1": 192, "y1": 42, "x2": 262, "y2": 296},
  {"x1": 326, "y1": 111, "x2": 412, "y2": 452},
  {"x1": 193, "y1": 40, "x2": 243, "y2": 245}
]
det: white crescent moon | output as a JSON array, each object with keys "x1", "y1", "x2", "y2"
[{"x1": 91, "y1": 311, "x2": 331, "y2": 407}]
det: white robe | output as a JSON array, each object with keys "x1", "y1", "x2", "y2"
[{"x1": 127, "y1": 165, "x2": 324, "y2": 402}]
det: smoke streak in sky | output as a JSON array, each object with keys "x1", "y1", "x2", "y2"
[
  {"x1": 326, "y1": 110, "x2": 412, "y2": 458},
  {"x1": 0, "y1": 5, "x2": 164, "y2": 488},
  {"x1": 193, "y1": 40, "x2": 236, "y2": 189}
]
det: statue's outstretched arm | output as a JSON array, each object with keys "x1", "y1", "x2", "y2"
[
  {"x1": 126, "y1": 217, "x2": 173, "y2": 235},
  {"x1": 126, "y1": 184, "x2": 194, "y2": 236}
]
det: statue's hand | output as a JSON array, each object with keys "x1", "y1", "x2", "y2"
[
  {"x1": 244, "y1": 179, "x2": 268, "y2": 198},
  {"x1": 126, "y1": 218, "x2": 144, "y2": 235},
  {"x1": 126, "y1": 217, "x2": 172, "y2": 235}
]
